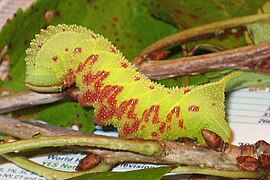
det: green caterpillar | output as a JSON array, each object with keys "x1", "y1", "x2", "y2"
[{"x1": 25, "y1": 24, "x2": 238, "y2": 143}]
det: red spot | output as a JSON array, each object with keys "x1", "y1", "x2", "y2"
[
  {"x1": 74, "y1": 47, "x2": 82, "y2": 53},
  {"x1": 123, "y1": 120, "x2": 140, "y2": 136},
  {"x1": 151, "y1": 132, "x2": 158, "y2": 137},
  {"x1": 178, "y1": 119, "x2": 184, "y2": 129},
  {"x1": 159, "y1": 122, "x2": 166, "y2": 133},
  {"x1": 52, "y1": 56, "x2": 58, "y2": 62},
  {"x1": 149, "y1": 86, "x2": 155, "y2": 90},
  {"x1": 184, "y1": 88, "x2": 191, "y2": 94},
  {"x1": 188, "y1": 105, "x2": 200, "y2": 112},
  {"x1": 62, "y1": 28, "x2": 66, "y2": 31},
  {"x1": 65, "y1": 48, "x2": 69, "y2": 51},
  {"x1": 121, "y1": 62, "x2": 129, "y2": 68},
  {"x1": 91, "y1": 34, "x2": 97, "y2": 39},
  {"x1": 76, "y1": 63, "x2": 84, "y2": 73},
  {"x1": 38, "y1": 43, "x2": 43, "y2": 48},
  {"x1": 166, "y1": 106, "x2": 180, "y2": 122},
  {"x1": 110, "y1": 47, "x2": 117, "y2": 53},
  {"x1": 134, "y1": 76, "x2": 140, "y2": 81}
]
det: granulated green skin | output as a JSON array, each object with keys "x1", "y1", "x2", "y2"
[{"x1": 25, "y1": 24, "x2": 238, "y2": 143}]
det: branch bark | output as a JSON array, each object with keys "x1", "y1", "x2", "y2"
[
  {"x1": 0, "y1": 87, "x2": 80, "y2": 114},
  {"x1": 135, "y1": 40, "x2": 270, "y2": 80},
  {"x1": 0, "y1": 90, "x2": 65, "y2": 114}
]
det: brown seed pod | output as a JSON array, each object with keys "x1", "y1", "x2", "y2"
[
  {"x1": 201, "y1": 129, "x2": 224, "y2": 151},
  {"x1": 258, "y1": 154, "x2": 270, "y2": 172},
  {"x1": 256, "y1": 140, "x2": 270, "y2": 155},
  {"x1": 236, "y1": 156, "x2": 258, "y2": 171},
  {"x1": 76, "y1": 153, "x2": 102, "y2": 171}
]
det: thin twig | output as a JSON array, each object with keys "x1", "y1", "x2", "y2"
[{"x1": 2, "y1": 153, "x2": 112, "y2": 180}]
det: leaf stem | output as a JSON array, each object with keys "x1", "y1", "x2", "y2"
[
  {"x1": 0, "y1": 135, "x2": 161, "y2": 156},
  {"x1": 2, "y1": 153, "x2": 112, "y2": 180},
  {"x1": 135, "y1": 13, "x2": 270, "y2": 59}
]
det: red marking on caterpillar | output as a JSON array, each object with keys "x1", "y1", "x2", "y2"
[
  {"x1": 91, "y1": 34, "x2": 97, "y2": 39},
  {"x1": 166, "y1": 106, "x2": 180, "y2": 122},
  {"x1": 74, "y1": 47, "x2": 82, "y2": 53},
  {"x1": 76, "y1": 55, "x2": 99, "y2": 73},
  {"x1": 115, "y1": 99, "x2": 138, "y2": 120},
  {"x1": 151, "y1": 131, "x2": 158, "y2": 137},
  {"x1": 159, "y1": 122, "x2": 166, "y2": 133},
  {"x1": 178, "y1": 119, "x2": 184, "y2": 129},
  {"x1": 188, "y1": 105, "x2": 200, "y2": 112},
  {"x1": 65, "y1": 48, "x2": 69, "y2": 51},
  {"x1": 121, "y1": 62, "x2": 129, "y2": 68},
  {"x1": 38, "y1": 43, "x2": 43, "y2": 48},
  {"x1": 166, "y1": 125, "x2": 172, "y2": 131},
  {"x1": 149, "y1": 86, "x2": 155, "y2": 89},
  {"x1": 134, "y1": 76, "x2": 140, "y2": 81},
  {"x1": 123, "y1": 120, "x2": 140, "y2": 136},
  {"x1": 143, "y1": 105, "x2": 160, "y2": 124},
  {"x1": 52, "y1": 56, "x2": 58, "y2": 62},
  {"x1": 110, "y1": 47, "x2": 117, "y2": 53},
  {"x1": 184, "y1": 88, "x2": 191, "y2": 94}
]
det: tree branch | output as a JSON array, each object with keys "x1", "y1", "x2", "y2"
[
  {"x1": 0, "y1": 87, "x2": 80, "y2": 114},
  {"x1": 0, "y1": 116, "x2": 269, "y2": 176},
  {"x1": 135, "y1": 40, "x2": 270, "y2": 80}
]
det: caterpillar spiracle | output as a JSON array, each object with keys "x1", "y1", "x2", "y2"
[{"x1": 25, "y1": 24, "x2": 239, "y2": 144}]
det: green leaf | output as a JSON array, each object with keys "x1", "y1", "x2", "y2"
[
  {"x1": 246, "y1": 1, "x2": 270, "y2": 43},
  {"x1": 247, "y1": 21, "x2": 270, "y2": 43},
  {"x1": 226, "y1": 71, "x2": 270, "y2": 91},
  {"x1": 148, "y1": 0, "x2": 267, "y2": 30},
  {"x1": 0, "y1": 0, "x2": 177, "y2": 131},
  {"x1": 36, "y1": 101, "x2": 95, "y2": 132},
  {"x1": 68, "y1": 166, "x2": 171, "y2": 180}
]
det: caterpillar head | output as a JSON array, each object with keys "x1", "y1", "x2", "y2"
[{"x1": 25, "y1": 24, "x2": 112, "y2": 92}]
